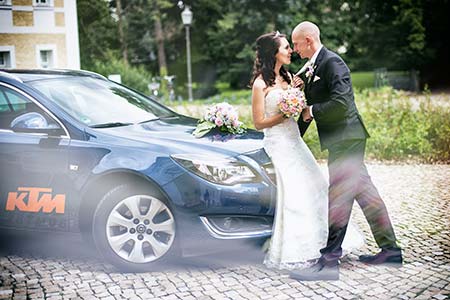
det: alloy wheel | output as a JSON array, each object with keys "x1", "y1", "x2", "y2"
[{"x1": 105, "y1": 195, "x2": 175, "y2": 263}]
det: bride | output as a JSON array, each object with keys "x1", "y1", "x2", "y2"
[{"x1": 250, "y1": 31, "x2": 364, "y2": 270}]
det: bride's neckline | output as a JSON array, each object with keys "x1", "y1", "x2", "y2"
[{"x1": 265, "y1": 87, "x2": 287, "y2": 97}]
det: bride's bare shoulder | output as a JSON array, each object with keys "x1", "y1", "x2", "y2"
[
  {"x1": 252, "y1": 76, "x2": 267, "y2": 91},
  {"x1": 252, "y1": 76, "x2": 267, "y2": 96}
]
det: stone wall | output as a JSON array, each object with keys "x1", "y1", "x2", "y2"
[
  {"x1": 0, "y1": 34, "x2": 66, "y2": 68},
  {"x1": 12, "y1": 11, "x2": 34, "y2": 27}
]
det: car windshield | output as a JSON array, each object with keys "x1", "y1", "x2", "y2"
[{"x1": 29, "y1": 76, "x2": 176, "y2": 127}]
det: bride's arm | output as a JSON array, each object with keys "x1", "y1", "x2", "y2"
[{"x1": 252, "y1": 79, "x2": 285, "y2": 130}]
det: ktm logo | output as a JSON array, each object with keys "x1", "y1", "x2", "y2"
[{"x1": 6, "y1": 187, "x2": 65, "y2": 214}]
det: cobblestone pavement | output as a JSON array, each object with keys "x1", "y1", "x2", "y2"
[{"x1": 0, "y1": 164, "x2": 449, "y2": 300}]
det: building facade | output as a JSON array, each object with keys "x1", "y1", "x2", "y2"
[{"x1": 0, "y1": 0, "x2": 80, "y2": 69}]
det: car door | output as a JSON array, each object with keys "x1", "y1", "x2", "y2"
[{"x1": 0, "y1": 83, "x2": 72, "y2": 232}]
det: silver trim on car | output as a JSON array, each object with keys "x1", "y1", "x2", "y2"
[
  {"x1": 0, "y1": 71, "x2": 23, "y2": 83},
  {"x1": 200, "y1": 216, "x2": 272, "y2": 240}
]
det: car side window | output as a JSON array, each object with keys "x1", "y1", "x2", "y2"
[
  {"x1": 0, "y1": 88, "x2": 14, "y2": 113},
  {"x1": 1, "y1": 87, "x2": 28, "y2": 113},
  {"x1": 0, "y1": 85, "x2": 59, "y2": 131}
]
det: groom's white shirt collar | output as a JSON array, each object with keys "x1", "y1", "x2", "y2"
[
  {"x1": 296, "y1": 45, "x2": 323, "y2": 76},
  {"x1": 310, "y1": 45, "x2": 323, "y2": 65}
]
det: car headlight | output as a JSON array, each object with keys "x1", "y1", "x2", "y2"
[
  {"x1": 262, "y1": 161, "x2": 277, "y2": 185},
  {"x1": 171, "y1": 154, "x2": 259, "y2": 185}
]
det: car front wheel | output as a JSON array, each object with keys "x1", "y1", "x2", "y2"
[{"x1": 92, "y1": 184, "x2": 176, "y2": 271}]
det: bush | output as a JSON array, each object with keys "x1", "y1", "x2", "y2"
[
  {"x1": 355, "y1": 87, "x2": 448, "y2": 162},
  {"x1": 168, "y1": 87, "x2": 450, "y2": 163},
  {"x1": 427, "y1": 110, "x2": 450, "y2": 162}
]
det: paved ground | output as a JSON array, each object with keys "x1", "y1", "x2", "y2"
[{"x1": 0, "y1": 164, "x2": 449, "y2": 300}]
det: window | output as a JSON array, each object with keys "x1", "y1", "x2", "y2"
[
  {"x1": 0, "y1": 87, "x2": 27, "y2": 113},
  {"x1": 0, "y1": 86, "x2": 60, "y2": 132},
  {"x1": 0, "y1": 0, "x2": 12, "y2": 6},
  {"x1": 34, "y1": 0, "x2": 52, "y2": 6},
  {"x1": 0, "y1": 47, "x2": 15, "y2": 68},
  {"x1": 0, "y1": 52, "x2": 12, "y2": 68},
  {"x1": 29, "y1": 77, "x2": 175, "y2": 126},
  {"x1": 39, "y1": 50, "x2": 53, "y2": 68},
  {"x1": 36, "y1": 45, "x2": 56, "y2": 69},
  {"x1": 0, "y1": 87, "x2": 12, "y2": 113}
]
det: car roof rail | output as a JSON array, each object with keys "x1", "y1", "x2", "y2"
[
  {"x1": 0, "y1": 70, "x2": 23, "y2": 83},
  {"x1": 0, "y1": 69, "x2": 108, "y2": 81},
  {"x1": 53, "y1": 68, "x2": 108, "y2": 80}
]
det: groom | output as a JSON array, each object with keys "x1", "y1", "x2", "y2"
[{"x1": 290, "y1": 21, "x2": 402, "y2": 281}]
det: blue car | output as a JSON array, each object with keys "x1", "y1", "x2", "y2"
[{"x1": 0, "y1": 69, "x2": 276, "y2": 271}]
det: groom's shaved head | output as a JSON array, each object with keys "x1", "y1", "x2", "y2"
[
  {"x1": 291, "y1": 21, "x2": 322, "y2": 59},
  {"x1": 292, "y1": 21, "x2": 321, "y2": 42}
]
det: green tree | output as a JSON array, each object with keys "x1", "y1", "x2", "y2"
[
  {"x1": 194, "y1": 0, "x2": 293, "y2": 89},
  {"x1": 77, "y1": 0, "x2": 447, "y2": 91},
  {"x1": 345, "y1": 0, "x2": 427, "y2": 71},
  {"x1": 77, "y1": 0, "x2": 119, "y2": 68},
  {"x1": 420, "y1": 0, "x2": 450, "y2": 88},
  {"x1": 115, "y1": 0, "x2": 129, "y2": 65},
  {"x1": 192, "y1": 0, "x2": 362, "y2": 88}
]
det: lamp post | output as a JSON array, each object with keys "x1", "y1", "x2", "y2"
[{"x1": 181, "y1": 6, "x2": 193, "y2": 102}]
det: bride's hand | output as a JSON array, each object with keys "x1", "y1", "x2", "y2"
[
  {"x1": 302, "y1": 106, "x2": 313, "y2": 122},
  {"x1": 292, "y1": 75, "x2": 304, "y2": 89}
]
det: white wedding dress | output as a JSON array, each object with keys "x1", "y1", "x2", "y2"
[{"x1": 262, "y1": 88, "x2": 364, "y2": 270}]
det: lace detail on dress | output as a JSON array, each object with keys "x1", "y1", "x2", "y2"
[
  {"x1": 262, "y1": 89, "x2": 364, "y2": 270},
  {"x1": 264, "y1": 257, "x2": 318, "y2": 271}
]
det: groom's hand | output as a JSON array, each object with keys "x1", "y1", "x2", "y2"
[{"x1": 302, "y1": 106, "x2": 313, "y2": 122}]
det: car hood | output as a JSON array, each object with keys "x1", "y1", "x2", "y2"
[{"x1": 91, "y1": 116, "x2": 264, "y2": 158}]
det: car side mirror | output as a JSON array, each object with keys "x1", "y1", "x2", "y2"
[{"x1": 10, "y1": 112, "x2": 64, "y2": 136}]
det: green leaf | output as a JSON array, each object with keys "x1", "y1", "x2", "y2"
[{"x1": 192, "y1": 121, "x2": 216, "y2": 138}]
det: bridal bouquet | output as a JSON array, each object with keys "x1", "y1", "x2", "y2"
[
  {"x1": 278, "y1": 87, "x2": 306, "y2": 118},
  {"x1": 192, "y1": 102, "x2": 246, "y2": 138}
]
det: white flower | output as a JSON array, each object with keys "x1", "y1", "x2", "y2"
[
  {"x1": 305, "y1": 65, "x2": 315, "y2": 78},
  {"x1": 193, "y1": 102, "x2": 246, "y2": 138},
  {"x1": 295, "y1": 60, "x2": 314, "y2": 76}
]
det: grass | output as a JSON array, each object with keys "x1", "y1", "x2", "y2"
[{"x1": 351, "y1": 72, "x2": 375, "y2": 89}]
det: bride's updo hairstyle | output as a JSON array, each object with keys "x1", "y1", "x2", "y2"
[{"x1": 250, "y1": 31, "x2": 291, "y2": 88}]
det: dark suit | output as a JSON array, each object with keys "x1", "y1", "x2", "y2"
[{"x1": 298, "y1": 47, "x2": 400, "y2": 264}]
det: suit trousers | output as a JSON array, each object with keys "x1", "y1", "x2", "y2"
[{"x1": 320, "y1": 139, "x2": 399, "y2": 264}]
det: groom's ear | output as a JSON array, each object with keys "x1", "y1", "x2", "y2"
[{"x1": 305, "y1": 35, "x2": 313, "y2": 46}]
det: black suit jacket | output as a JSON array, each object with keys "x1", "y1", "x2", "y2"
[{"x1": 298, "y1": 47, "x2": 369, "y2": 150}]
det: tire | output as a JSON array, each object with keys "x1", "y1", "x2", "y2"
[{"x1": 92, "y1": 183, "x2": 177, "y2": 272}]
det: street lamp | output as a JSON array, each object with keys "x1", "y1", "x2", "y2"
[{"x1": 181, "y1": 6, "x2": 193, "y2": 102}]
